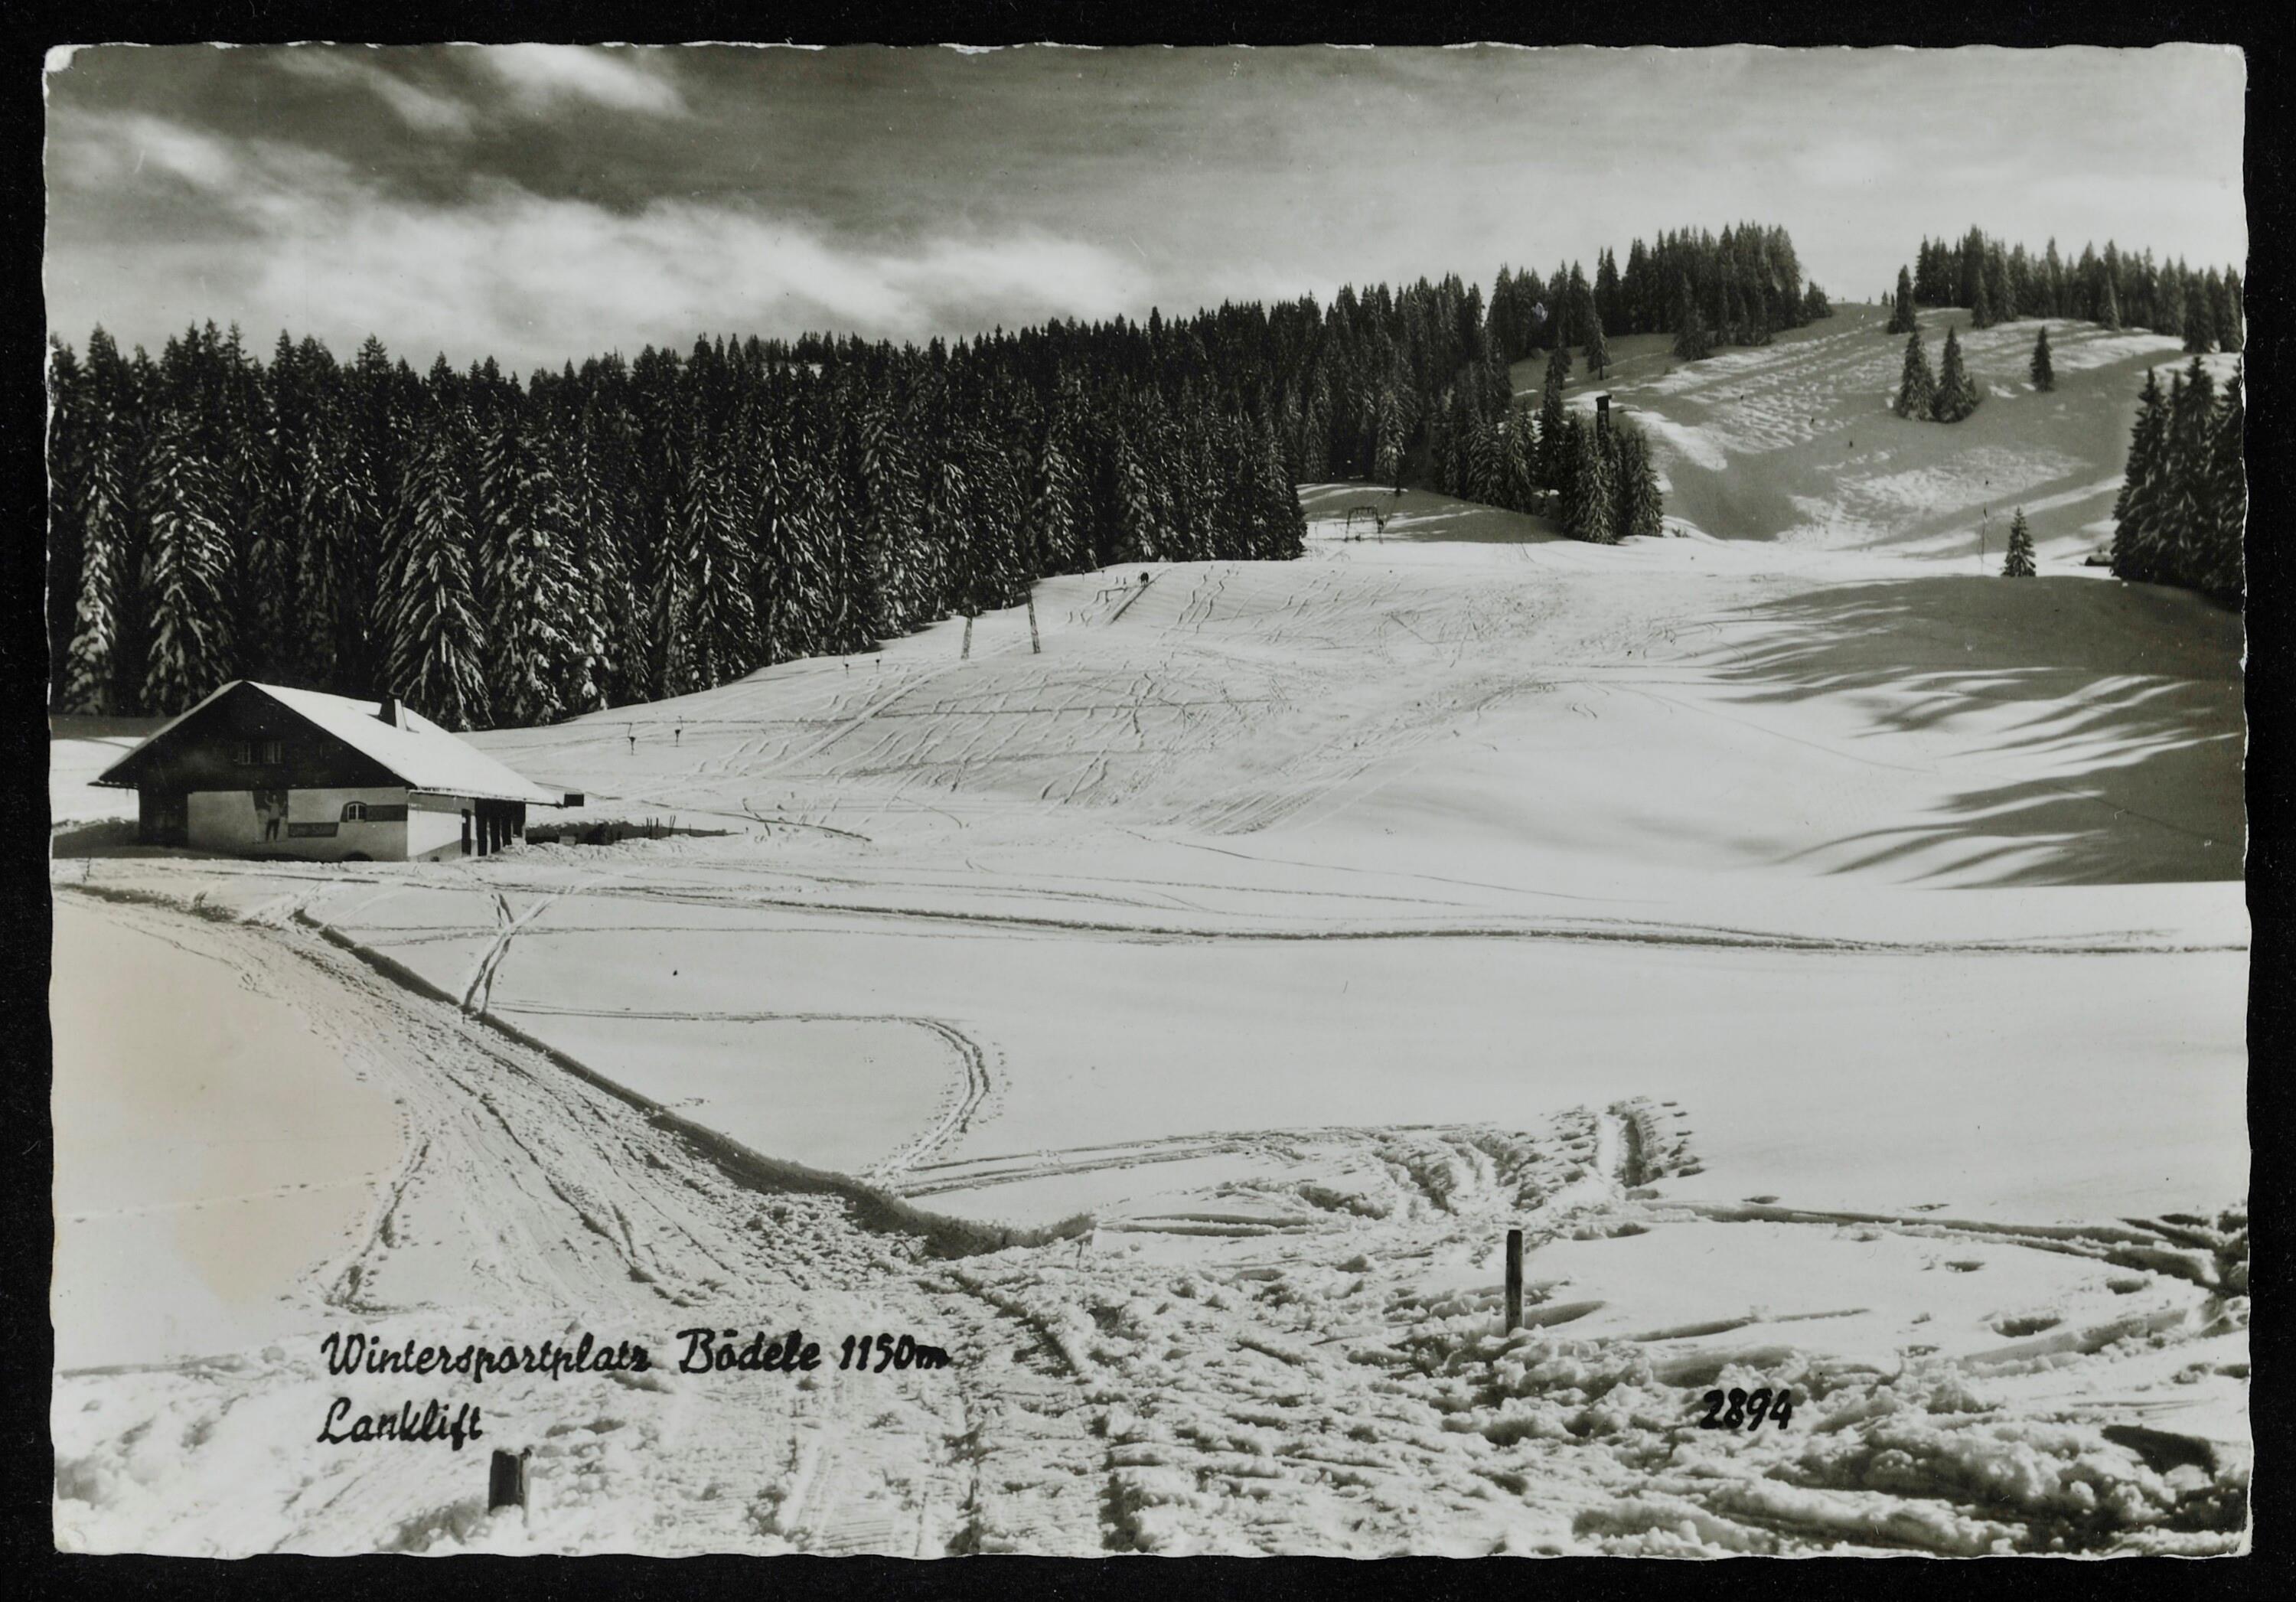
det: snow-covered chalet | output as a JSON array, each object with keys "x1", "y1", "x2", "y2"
[{"x1": 95, "y1": 680, "x2": 577, "y2": 861}]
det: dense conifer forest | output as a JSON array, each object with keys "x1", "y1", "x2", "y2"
[
  {"x1": 1488, "y1": 223, "x2": 1817, "y2": 358},
  {"x1": 49, "y1": 318, "x2": 1309, "y2": 727},
  {"x1": 2111, "y1": 356, "x2": 2245, "y2": 605},
  {"x1": 1907, "y1": 227, "x2": 2242, "y2": 348},
  {"x1": 42, "y1": 220, "x2": 1815, "y2": 726}
]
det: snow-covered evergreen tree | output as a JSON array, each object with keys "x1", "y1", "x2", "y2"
[
  {"x1": 212, "y1": 323, "x2": 290, "y2": 682},
  {"x1": 1535, "y1": 347, "x2": 1572, "y2": 487},
  {"x1": 1887, "y1": 266, "x2": 1918, "y2": 335},
  {"x1": 661, "y1": 427, "x2": 758, "y2": 697},
  {"x1": 1894, "y1": 329, "x2": 1937, "y2": 419},
  {"x1": 953, "y1": 397, "x2": 1027, "y2": 615},
  {"x1": 2112, "y1": 369, "x2": 2170, "y2": 582},
  {"x1": 47, "y1": 340, "x2": 90, "y2": 706},
  {"x1": 1248, "y1": 410, "x2": 1308, "y2": 560},
  {"x1": 2183, "y1": 273, "x2": 2218, "y2": 353},
  {"x1": 380, "y1": 426, "x2": 487, "y2": 729},
  {"x1": 2200, "y1": 365, "x2": 2245, "y2": 602},
  {"x1": 2030, "y1": 325, "x2": 2055, "y2": 392},
  {"x1": 571, "y1": 387, "x2": 647, "y2": 706},
  {"x1": 2155, "y1": 268, "x2": 2187, "y2": 340},
  {"x1": 296, "y1": 399, "x2": 380, "y2": 693},
  {"x1": 1957, "y1": 227, "x2": 1989, "y2": 308},
  {"x1": 1595, "y1": 248, "x2": 1622, "y2": 335},
  {"x1": 1672, "y1": 277, "x2": 1714, "y2": 361},
  {"x1": 1108, "y1": 413, "x2": 1162, "y2": 569},
  {"x1": 1931, "y1": 326, "x2": 1981, "y2": 423},
  {"x1": 1428, "y1": 388, "x2": 1463, "y2": 498},
  {"x1": 1613, "y1": 419, "x2": 1664, "y2": 540},
  {"x1": 746, "y1": 393, "x2": 797, "y2": 661},
  {"x1": 1561, "y1": 417, "x2": 1616, "y2": 543},
  {"x1": 1024, "y1": 376, "x2": 1094, "y2": 575},
  {"x1": 1500, "y1": 401, "x2": 1540, "y2": 513},
  {"x1": 810, "y1": 383, "x2": 876, "y2": 658},
  {"x1": 480, "y1": 412, "x2": 592, "y2": 726},
  {"x1": 2158, "y1": 357, "x2": 2217, "y2": 584},
  {"x1": 240, "y1": 331, "x2": 309, "y2": 687},
  {"x1": 62, "y1": 334, "x2": 141, "y2": 714},
  {"x1": 2215, "y1": 270, "x2": 2243, "y2": 354},
  {"x1": 2001, "y1": 509, "x2": 2037, "y2": 577},
  {"x1": 1373, "y1": 386, "x2": 1406, "y2": 491},
  {"x1": 765, "y1": 389, "x2": 852, "y2": 661},
  {"x1": 1566, "y1": 261, "x2": 1594, "y2": 354},
  {"x1": 1465, "y1": 413, "x2": 1502, "y2": 507},
  {"x1": 1297, "y1": 369, "x2": 1333, "y2": 482},
  {"x1": 858, "y1": 387, "x2": 930, "y2": 635},
  {"x1": 140, "y1": 408, "x2": 236, "y2": 713}
]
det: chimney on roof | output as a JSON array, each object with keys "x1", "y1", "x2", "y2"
[{"x1": 377, "y1": 693, "x2": 400, "y2": 728}]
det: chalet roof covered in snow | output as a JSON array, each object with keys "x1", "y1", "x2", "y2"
[{"x1": 96, "y1": 681, "x2": 566, "y2": 807}]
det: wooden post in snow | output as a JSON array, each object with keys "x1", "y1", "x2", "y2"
[
  {"x1": 488, "y1": 1447, "x2": 530, "y2": 1512},
  {"x1": 962, "y1": 612, "x2": 974, "y2": 660},
  {"x1": 1504, "y1": 1227, "x2": 1524, "y2": 1333},
  {"x1": 1027, "y1": 592, "x2": 1041, "y2": 654}
]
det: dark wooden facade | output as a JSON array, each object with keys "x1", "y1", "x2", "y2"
[
  {"x1": 106, "y1": 684, "x2": 530, "y2": 856},
  {"x1": 109, "y1": 684, "x2": 401, "y2": 846}
]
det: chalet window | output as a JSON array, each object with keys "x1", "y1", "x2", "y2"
[
  {"x1": 341, "y1": 801, "x2": 368, "y2": 823},
  {"x1": 233, "y1": 740, "x2": 284, "y2": 766}
]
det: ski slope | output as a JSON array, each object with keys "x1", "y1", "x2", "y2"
[
  {"x1": 51, "y1": 306, "x2": 2249, "y2": 1555},
  {"x1": 1520, "y1": 301, "x2": 2239, "y2": 563}
]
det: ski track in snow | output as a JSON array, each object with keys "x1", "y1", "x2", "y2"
[{"x1": 52, "y1": 887, "x2": 2249, "y2": 1556}]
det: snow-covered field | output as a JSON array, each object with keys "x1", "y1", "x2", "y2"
[{"x1": 50, "y1": 313, "x2": 2248, "y2": 1555}]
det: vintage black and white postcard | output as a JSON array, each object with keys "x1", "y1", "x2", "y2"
[{"x1": 43, "y1": 41, "x2": 2249, "y2": 1556}]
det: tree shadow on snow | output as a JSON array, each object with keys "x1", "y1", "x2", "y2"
[{"x1": 1702, "y1": 576, "x2": 2243, "y2": 887}]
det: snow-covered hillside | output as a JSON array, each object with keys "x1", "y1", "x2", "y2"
[
  {"x1": 1525, "y1": 302, "x2": 2238, "y2": 563},
  {"x1": 51, "y1": 312, "x2": 2248, "y2": 1555}
]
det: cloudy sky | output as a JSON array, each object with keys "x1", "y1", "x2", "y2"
[{"x1": 45, "y1": 44, "x2": 2245, "y2": 374}]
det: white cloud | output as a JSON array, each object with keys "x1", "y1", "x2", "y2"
[
  {"x1": 246, "y1": 187, "x2": 1144, "y2": 365},
  {"x1": 276, "y1": 50, "x2": 478, "y2": 137},
  {"x1": 46, "y1": 110, "x2": 1143, "y2": 368},
  {"x1": 465, "y1": 45, "x2": 687, "y2": 117},
  {"x1": 69, "y1": 110, "x2": 240, "y2": 190},
  {"x1": 270, "y1": 46, "x2": 683, "y2": 135},
  {"x1": 47, "y1": 107, "x2": 358, "y2": 217}
]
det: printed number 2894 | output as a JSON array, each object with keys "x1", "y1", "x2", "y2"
[{"x1": 1698, "y1": 1387, "x2": 1793, "y2": 1431}]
